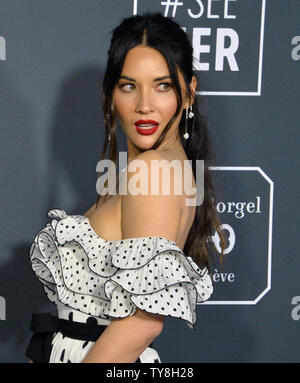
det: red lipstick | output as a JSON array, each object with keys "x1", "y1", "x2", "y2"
[{"x1": 135, "y1": 119, "x2": 159, "y2": 135}]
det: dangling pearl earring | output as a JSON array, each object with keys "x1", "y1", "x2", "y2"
[
  {"x1": 188, "y1": 105, "x2": 194, "y2": 119},
  {"x1": 183, "y1": 105, "x2": 194, "y2": 140}
]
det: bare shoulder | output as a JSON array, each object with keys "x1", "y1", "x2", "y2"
[
  {"x1": 126, "y1": 149, "x2": 187, "y2": 195},
  {"x1": 121, "y1": 150, "x2": 183, "y2": 242},
  {"x1": 125, "y1": 149, "x2": 185, "y2": 202}
]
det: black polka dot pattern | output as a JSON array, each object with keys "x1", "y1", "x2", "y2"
[{"x1": 29, "y1": 208, "x2": 213, "y2": 332}]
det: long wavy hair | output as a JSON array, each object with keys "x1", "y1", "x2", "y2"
[{"x1": 95, "y1": 12, "x2": 227, "y2": 272}]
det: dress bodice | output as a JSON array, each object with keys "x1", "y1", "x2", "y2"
[{"x1": 29, "y1": 208, "x2": 214, "y2": 329}]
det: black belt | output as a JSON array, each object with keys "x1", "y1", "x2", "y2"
[{"x1": 25, "y1": 312, "x2": 153, "y2": 363}]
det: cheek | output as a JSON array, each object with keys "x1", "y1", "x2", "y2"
[
  {"x1": 160, "y1": 96, "x2": 178, "y2": 119},
  {"x1": 113, "y1": 93, "x2": 135, "y2": 120}
]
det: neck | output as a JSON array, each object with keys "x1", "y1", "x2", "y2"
[{"x1": 126, "y1": 131, "x2": 183, "y2": 164}]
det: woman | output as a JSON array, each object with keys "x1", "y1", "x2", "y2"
[{"x1": 25, "y1": 12, "x2": 226, "y2": 363}]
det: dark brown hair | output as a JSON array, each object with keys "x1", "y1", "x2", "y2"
[{"x1": 96, "y1": 12, "x2": 227, "y2": 272}]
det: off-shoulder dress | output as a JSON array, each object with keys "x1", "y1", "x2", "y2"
[{"x1": 25, "y1": 208, "x2": 213, "y2": 363}]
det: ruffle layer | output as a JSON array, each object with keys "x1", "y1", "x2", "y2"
[{"x1": 30, "y1": 208, "x2": 213, "y2": 329}]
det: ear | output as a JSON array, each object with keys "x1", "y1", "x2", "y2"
[{"x1": 183, "y1": 75, "x2": 197, "y2": 109}]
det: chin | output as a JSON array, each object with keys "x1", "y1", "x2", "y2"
[
  {"x1": 135, "y1": 140, "x2": 156, "y2": 151},
  {"x1": 128, "y1": 132, "x2": 158, "y2": 148}
]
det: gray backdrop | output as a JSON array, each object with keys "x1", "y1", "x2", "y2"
[{"x1": 0, "y1": 0, "x2": 299, "y2": 362}]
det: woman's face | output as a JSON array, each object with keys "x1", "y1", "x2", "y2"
[{"x1": 112, "y1": 45, "x2": 193, "y2": 151}]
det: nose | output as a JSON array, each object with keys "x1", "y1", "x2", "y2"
[{"x1": 135, "y1": 88, "x2": 154, "y2": 114}]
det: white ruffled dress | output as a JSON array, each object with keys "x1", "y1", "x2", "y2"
[{"x1": 29, "y1": 208, "x2": 213, "y2": 363}]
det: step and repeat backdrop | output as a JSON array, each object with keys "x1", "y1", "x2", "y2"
[{"x1": 0, "y1": 0, "x2": 299, "y2": 362}]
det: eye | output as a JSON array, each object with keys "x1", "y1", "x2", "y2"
[
  {"x1": 119, "y1": 83, "x2": 135, "y2": 91},
  {"x1": 157, "y1": 82, "x2": 173, "y2": 91}
]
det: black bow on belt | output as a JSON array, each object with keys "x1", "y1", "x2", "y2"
[{"x1": 25, "y1": 312, "x2": 108, "y2": 363}]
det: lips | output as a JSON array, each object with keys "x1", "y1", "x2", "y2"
[{"x1": 135, "y1": 120, "x2": 159, "y2": 135}]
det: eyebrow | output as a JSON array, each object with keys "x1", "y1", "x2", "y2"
[{"x1": 118, "y1": 75, "x2": 172, "y2": 82}]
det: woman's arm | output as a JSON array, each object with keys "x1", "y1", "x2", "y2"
[
  {"x1": 81, "y1": 308, "x2": 164, "y2": 363},
  {"x1": 81, "y1": 151, "x2": 181, "y2": 363}
]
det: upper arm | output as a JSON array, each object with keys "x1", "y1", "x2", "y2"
[
  {"x1": 121, "y1": 151, "x2": 182, "y2": 243},
  {"x1": 113, "y1": 307, "x2": 165, "y2": 336}
]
